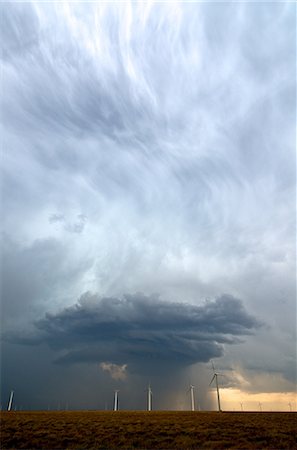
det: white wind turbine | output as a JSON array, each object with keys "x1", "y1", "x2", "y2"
[
  {"x1": 147, "y1": 384, "x2": 153, "y2": 411},
  {"x1": 288, "y1": 402, "x2": 292, "y2": 412},
  {"x1": 113, "y1": 390, "x2": 119, "y2": 411},
  {"x1": 187, "y1": 384, "x2": 195, "y2": 411},
  {"x1": 209, "y1": 362, "x2": 223, "y2": 412},
  {"x1": 7, "y1": 391, "x2": 14, "y2": 412}
]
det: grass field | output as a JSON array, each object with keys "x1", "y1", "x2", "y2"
[{"x1": 1, "y1": 411, "x2": 296, "y2": 449}]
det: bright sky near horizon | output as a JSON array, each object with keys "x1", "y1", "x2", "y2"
[{"x1": 1, "y1": 1, "x2": 296, "y2": 411}]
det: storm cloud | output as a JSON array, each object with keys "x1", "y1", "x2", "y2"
[{"x1": 7, "y1": 293, "x2": 261, "y2": 373}]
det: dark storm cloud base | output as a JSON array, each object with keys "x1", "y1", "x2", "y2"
[{"x1": 6, "y1": 293, "x2": 261, "y2": 373}]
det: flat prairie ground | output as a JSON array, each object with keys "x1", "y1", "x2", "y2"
[{"x1": 1, "y1": 411, "x2": 296, "y2": 449}]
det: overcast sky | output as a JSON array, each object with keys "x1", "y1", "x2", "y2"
[{"x1": 1, "y1": 1, "x2": 296, "y2": 411}]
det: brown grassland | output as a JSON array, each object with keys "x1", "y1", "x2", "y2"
[{"x1": 1, "y1": 411, "x2": 296, "y2": 449}]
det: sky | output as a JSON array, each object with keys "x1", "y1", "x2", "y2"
[{"x1": 0, "y1": 1, "x2": 296, "y2": 412}]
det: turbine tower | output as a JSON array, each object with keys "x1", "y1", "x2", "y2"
[
  {"x1": 288, "y1": 402, "x2": 292, "y2": 412},
  {"x1": 259, "y1": 402, "x2": 262, "y2": 412},
  {"x1": 188, "y1": 385, "x2": 195, "y2": 411},
  {"x1": 7, "y1": 391, "x2": 14, "y2": 411},
  {"x1": 209, "y1": 362, "x2": 223, "y2": 412},
  {"x1": 113, "y1": 390, "x2": 119, "y2": 411},
  {"x1": 147, "y1": 384, "x2": 153, "y2": 411}
]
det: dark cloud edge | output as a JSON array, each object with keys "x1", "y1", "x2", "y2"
[{"x1": 3, "y1": 292, "x2": 262, "y2": 374}]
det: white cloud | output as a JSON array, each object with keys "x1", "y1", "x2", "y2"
[{"x1": 100, "y1": 362, "x2": 128, "y2": 381}]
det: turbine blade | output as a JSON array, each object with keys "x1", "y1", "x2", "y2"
[{"x1": 209, "y1": 374, "x2": 215, "y2": 386}]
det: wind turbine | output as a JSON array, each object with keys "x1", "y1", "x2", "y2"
[
  {"x1": 7, "y1": 391, "x2": 14, "y2": 411},
  {"x1": 240, "y1": 402, "x2": 244, "y2": 412},
  {"x1": 209, "y1": 362, "x2": 223, "y2": 412},
  {"x1": 259, "y1": 402, "x2": 262, "y2": 412},
  {"x1": 187, "y1": 385, "x2": 195, "y2": 411},
  {"x1": 288, "y1": 402, "x2": 292, "y2": 412},
  {"x1": 147, "y1": 384, "x2": 153, "y2": 411},
  {"x1": 113, "y1": 390, "x2": 119, "y2": 411}
]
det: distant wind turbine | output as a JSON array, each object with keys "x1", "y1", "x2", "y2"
[
  {"x1": 288, "y1": 402, "x2": 292, "y2": 412},
  {"x1": 187, "y1": 385, "x2": 195, "y2": 411},
  {"x1": 209, "y1": 362, "x2": 223, "y2": 412},
  {"x1": 240, "y1": 402, "x2": 244, "y2": 412},
  {"x1": 258, "y1": 402, "x2": 262, "y2": 412},
  {"x1": 147, "y1": 384, "x2": 153, "y2": 411},
  {"x1": 7, "y1": 391, "x2": 14, "y2": 411},
  {"x1": 113, "y1": 390, "x2": 119, "y2": 411}
]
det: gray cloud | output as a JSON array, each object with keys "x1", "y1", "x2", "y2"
[
  {"x1": 0, "y1": 2, "x2": 39, "y2": 62},
  {"x1": 49, "y1": 213, "x2": 87, "y2": 233},
  {"x1": 1, "y1": 236, "x2": 94, "y2": 329},
  {"x1": 6, "y1": 293, "x2": 261, "y2": 374},
  {"x1": 49, "y1": 214, "x2": 65, "y2": 224}
]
